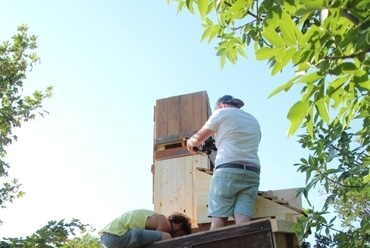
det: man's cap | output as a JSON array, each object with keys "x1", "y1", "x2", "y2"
[{"x1": 214, "y1": 95, "x2": 244, "y2": 109}]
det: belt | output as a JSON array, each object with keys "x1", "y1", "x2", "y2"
[{"x1": 216, "y1": 163, "x2": 260, "y2": 175}]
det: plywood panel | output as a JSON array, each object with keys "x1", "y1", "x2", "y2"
[
  {"x1": 153, "y1": 157, "x2": 197, "y2": 224},
  {"x1": 154, "y1": 91, "x2": 211, "y2": 144}
]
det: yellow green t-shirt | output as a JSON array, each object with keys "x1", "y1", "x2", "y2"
[{"x1": 98, "y1": 209, "x2": 158, "y2": 237}]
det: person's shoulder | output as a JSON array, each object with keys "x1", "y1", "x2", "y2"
[{"x1": 133, "y1": 209, "x2": 156, "y2": 213}]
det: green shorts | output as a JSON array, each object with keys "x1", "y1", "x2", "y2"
[
  {"x1": 208, "y1": 167, "x2": 260, "y2": 218},
  {"x1": 100, "y1": 229, "x2": 162, "y2": 248}
]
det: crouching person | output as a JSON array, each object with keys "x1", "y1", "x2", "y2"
[{"x1": 98, "y1": 209, "x2": 192, "y2": 248}]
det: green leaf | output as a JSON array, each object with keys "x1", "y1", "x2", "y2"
[
  {"x1": 217, "y1": 48, "x2": 227, "y2": 69},
  {"x1": 268, "y1": 75, "x2": 301, "y2": 98},
  {"x1": 262, "y1": 27, "x2": 286, "y2": 47},
  {"x1": 271, "y1": 47, "x2": 295, "y2": 75},
  {"x1": 226, "y1": 45, "x2": 237, "y2": 64},
  {"x1": 364, "y1": 173, "x2": 370, "y2": 183},
  {"x1": 275, "y1": 47, "x2": 286, "y2": 62},
  {"x1": 186, "y1": 0, "x2": 195, "y2": 14},
  {"x1": 255, "y1": 47, "x2": 281, "y2": 60},
  {"x1": 307, "y1": 105, "x2": 314, "y2": 137},
  {"x1": 300, "y1": 0, "x2": 328, "y2": 8},
  {"x1": 201, "y1": 27, "x2": 213, "y2": 42},
  {"x1": 298, "y1": 71, "x2": 322, "y2": 83},
  {"x1": 315, "y1": 96, "x2": 330, "y2": 124},
  {"x1": 295, "y1": 7, "x2": 318, "y2": 16},
  {"x1": 237, "y1": 46, "x2": 247, "y2": 58},
  {"x1": 279, "y1": 17, "x2": 297, "y2": 47},
  {"x1": 287, "y1": 100, "x2": 310, "y2": 137},
  {"x1": 208, "y1": 26, "x2": 218, "y2": 43},
  {"x1": 197, "y1": 0, "x2": 209, "y2": 20},
  {"x1": 327, "y1": 77, "x2": 347, "y2": 96},
  {"x1": 331, "y1": 62, "x2": 358, "y2": 75}
]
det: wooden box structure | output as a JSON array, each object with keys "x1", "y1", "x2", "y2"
[{"x1": 151, "y1": 91, "x2": 305, "y2": 247}]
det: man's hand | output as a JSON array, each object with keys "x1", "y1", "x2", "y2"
[
  {"x1": 186, "y1": 128, "x2": 214, "y2": 155},
  {"x1": 186, "y1": 139, "x2": 199, "y2": 155}
]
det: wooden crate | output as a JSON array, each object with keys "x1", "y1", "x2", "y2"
[
  {"x1": 154, "y1": 91, "x2": 211, "y2": 143},
  {"x1": 153, "y1": 91, "x2": 212, "y2": 161},
  {"x1": 152, "y1": 155, "x2": 210, "y2": 228}
]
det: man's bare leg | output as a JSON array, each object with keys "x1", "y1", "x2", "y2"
[
  {"x1": 234, "y1": 213, "x2": 251, "y2": 224},
  {"x1": 210, "y1": 217, "x2": 228, "y2": 230}
]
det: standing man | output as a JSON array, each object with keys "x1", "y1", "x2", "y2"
[
  {"x1": 98, "y1": 209, "x2": 192, "y2": 248},
  {"x1": 186, "y1": 95, "x2": 261, "y2": 230}
]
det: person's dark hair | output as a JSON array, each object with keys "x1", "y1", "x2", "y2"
[{"x1": 168, "y1": 212, "x2": 192, "y2": 234}]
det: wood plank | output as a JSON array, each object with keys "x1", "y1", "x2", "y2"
[
  {"x1": 180, "y1": 92, "x2": 193, "y2": 133},
  {"x1": 167, "y1": 95, "x2": 181, "y2": 137},
  {"x1": 161, "y1": 160, "x2": 175, "y2": 216},
  {"x1": 195, "y1": 168, "x2": 211, "y2": 224},
  {"x1": 153, "y1": 161, "x2": 163, "y2": 212},
  {"x1": 177, "y1": 158, "x2": 186, "y2": 215},
  {"x1": 154, "y1": 97, "x2": 168, "y2": 140},
  {"x1": 253, "y1": 196, "x2": 301, "y2": 219},
  {"x1": 192, "y1": 91, "x2": 208, "y2": 128},
  {"x1": 145, "y1": 218, "x2": 274, "y2": 248},
  {"x1": 184, "y1": 156, "x2": 196, "y2": 227},
  {"x1": 271, "y1": 188, "x2": 302, "y2": 209}
]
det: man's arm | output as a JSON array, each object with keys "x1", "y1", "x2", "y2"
[
  {"x1": 145, "y1": 214, "x2": 173, "y2": 240},
  {"x1": 146, "y1": 214, "x2": 171, "y2": 233},
  {"x1": 186, "y1": 128, "x2": 214, "y2": 154}
]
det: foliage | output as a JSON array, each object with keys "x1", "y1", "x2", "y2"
[
  {"x1": 0, "y1": 178, "x2": 24, "y2": 210},
  {"x1": 0, "y1": 24, "x2": 53, "y2": 219},
  {"x1": 168, "y1": 0, "x2": 370, "y2": 247},
  {"x1": 294, "y1": 119, "x2": 369, "y2": 247},
  {"x1": 0, "y1": 219, "x2": 93, "y2": 248},
  {"x1": 60, "y1": 233, "x2": 101, "y2": 248}
]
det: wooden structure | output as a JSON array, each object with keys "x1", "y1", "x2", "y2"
[{"x1": 151, "y1": 91, "x2": 305, "y2": 247}]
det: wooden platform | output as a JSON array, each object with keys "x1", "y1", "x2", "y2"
[{"x1": 146, "y1": 218, "x2": 275, "y2": 248}]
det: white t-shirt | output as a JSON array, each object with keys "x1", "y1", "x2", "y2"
[{"x1": 202, "y1": 108, "x2": 261, "y2": 167}]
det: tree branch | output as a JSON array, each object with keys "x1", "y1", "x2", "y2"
[{"x1": 324, "y1": 48, "x2": 370, "y2": 60}]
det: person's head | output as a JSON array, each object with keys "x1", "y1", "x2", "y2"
[
  {"x1": 214, "y1": 95, "x2": 244, "y2": 110},
  {"x1": 168, "y1": 212, "x2": 192, "y2": 237}
]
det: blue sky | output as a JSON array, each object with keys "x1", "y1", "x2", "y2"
[{"x1": 1, "y1": 0, "x2": 318, "y2": 243}]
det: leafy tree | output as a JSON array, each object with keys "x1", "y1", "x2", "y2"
[
  {"x1": 60, "y1": 233, "x2": 101, "y2": 248},
  {"x1": 0, "y1": 24, "x2": 53, "y2": 221},
  {"x1": 0, "y1": 219, "x2": 92, "y2": 248},
  {"x1": 168, "y1": 0, "x2": 370, "y2": 247}
]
